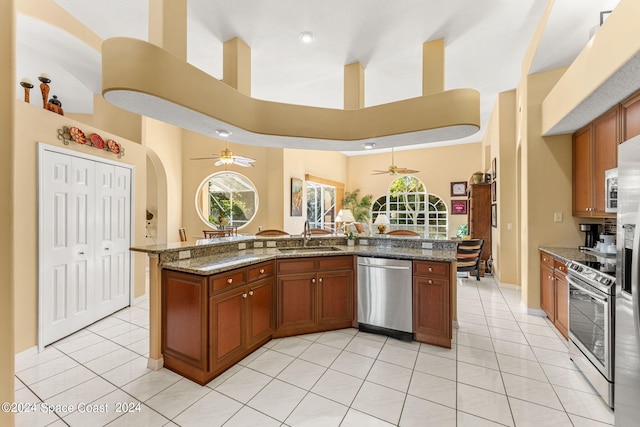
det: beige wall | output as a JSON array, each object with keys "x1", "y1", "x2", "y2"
[
  {"x1": 519, "y1": 69, "x2": 588, "y2": 309},
  {"x1": 13, "y1": 101, "x2": 147, "y2": 353},
  {"x1": 2, "y1": 1, "x2": 15, "y2": 425},
  {"x1": 179, "y1": 136, "x2": 349, "y2": 237},
  {"x1": 483, "y1": 90, "x2": 519, "y2": 285},
  {"x1": 347, "y1": 143, "x2": 483, "y2": 237},
  {"x1": 283, "y1": 149, "x2": 349, "y2": 234},
  {"x1": 181, "y1": 131, "x2": 272, "y2": 237},
  {"x1": 143, "y1": 118, "x2": 183, "y2": 243}
]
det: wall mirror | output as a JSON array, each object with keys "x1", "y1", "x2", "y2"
[{"x1": 195, "y1": 171, "x2": 258, "y2": 229}]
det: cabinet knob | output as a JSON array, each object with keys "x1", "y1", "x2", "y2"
[
  {"x1": 227, "y1": 278, "x2": 233, "y2": 284},
  {"x1": 249, "y1": 290, "x2": 254, "y2": 296},
  {"x1": 242, "y1": 293, "x2": 247, "y2": 299},
  {"x1": 428, "y1": 279, "x2": 433, "y2": 284},
  {"x1": 312, "y1": 278, "x2": 316, "y2": 283},
  {"x1": 543, "y1": 257, "x2": 548, "y2": 262},
  {"x1": 428, "y1": 267, "x2": 433, "y2": 272},
  {"x1": 319, "y1": 278, "x2": 323, "y2": 283},
  {"x1": 259, "y1": 268, "x2": 265, "y2": 274}
]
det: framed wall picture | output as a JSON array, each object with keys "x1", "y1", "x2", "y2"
[
  {"x1": 450, "y1": 181, "x2": 467, "y2": 197},
  {"x1": 491, "y1": 180, "x2": 497, "y2": 202},
  {"x1": 451, "y1": 200, "x2": 468, "y2": 215},
  {"x1": 290, "y1": 178, "x2": 303, "y2": 216},
  {"x1": 491, "y1": 203, "x2": 497, "y2": 228},
  {"x1": 492, "y1": 157, "x2": 497, "y2": 181}
]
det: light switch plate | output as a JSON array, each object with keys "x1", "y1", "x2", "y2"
[
  {"x1": 266, "y1": 241, "x2": 276, "y2": 248},
  {"x1": 178, "y1": 250, "x2": 191, "y2": 259},
  {"x1": 554, "y1": 212, "x2": 563, "y2": 223}
]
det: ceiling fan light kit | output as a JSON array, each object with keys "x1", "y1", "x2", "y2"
[
  {"x1": 371, "y1": 147, "x2": 419, "y2": 175},
  {"x1": 191, "y1": 141, "x2": 256, "y2": 168}
]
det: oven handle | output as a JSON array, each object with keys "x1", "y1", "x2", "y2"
[{"x1": 569, "y1": 278, "x2": 608, "y2": 303}]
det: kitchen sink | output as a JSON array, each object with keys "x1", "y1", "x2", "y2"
[{"x1": 278, "y1": 246, "x2": 343, "y2": 253}]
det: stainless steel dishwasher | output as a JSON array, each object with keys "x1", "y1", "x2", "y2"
[{"x1": 357, "y1": 256, "x2": 413, "y2": 341}]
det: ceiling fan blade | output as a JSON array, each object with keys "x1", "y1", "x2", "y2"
[
  {"x1": 234, "y1": 155, "x2": 256, "y2": 163},
  {"x1": 234, "y1": 160, "x2": 254, "y2": 167},
  {"x1": 371, "y1": 170, "x2": 389, "y2": 175},
  {"x1": 214, "y1": 160, "x2": 225, "y2": 166},
  {"x1": 190, "y1": 156, "x2": 220, "y2": 160},
  {"x1": 396, "y1": 168, "x2": 420, "y2": 174}
]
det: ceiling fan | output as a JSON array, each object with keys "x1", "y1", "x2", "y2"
[
  {"x1": 372, "y1": 147, "x2": 419, "y2": 175},
  {"x1": 191, "y1": 141, "x2": 256, "y2": 168}
]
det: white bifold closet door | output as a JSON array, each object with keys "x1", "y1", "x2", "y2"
[{"x1": 40, "y1": 147, "x2": 132, "y2": 347}]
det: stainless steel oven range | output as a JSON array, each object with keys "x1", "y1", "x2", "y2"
[{"x1": 567, "y1": 260, "x2": 615, "y2": 408}]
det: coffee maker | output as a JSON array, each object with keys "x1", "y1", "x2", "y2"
[{"x1": 579, "y1": 223, "x2": 601, "y2": 250}]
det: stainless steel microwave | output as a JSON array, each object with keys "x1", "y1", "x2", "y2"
[{"x1": 605, "y1": 168, "x2": 618, "y2": 213}]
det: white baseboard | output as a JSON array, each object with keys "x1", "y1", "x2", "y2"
[
  {"x1": 15, "y1": 346, "x2": 39, "y2": 359},
  {"x1": 133, "y1": 294, "x2": 149, "y2": 304}
]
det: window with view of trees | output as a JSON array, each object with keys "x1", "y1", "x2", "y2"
[
  {"x1": 371, "y1": 176, "x2": 448, "y2": 238},
  {"x1": 195, "y1": 172, "x2": 258, "y2": 228},
  {"x1": 306, "y1": 181, "x2": 336, "y2": 231}
]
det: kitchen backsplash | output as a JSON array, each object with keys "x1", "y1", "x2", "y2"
[{"x1": 604, "y1": 218, "x2": 617, "y2": 235}]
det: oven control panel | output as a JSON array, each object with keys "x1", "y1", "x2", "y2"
[{"x1": 568, "y1": 261, "x2": 615, "y2": 291}]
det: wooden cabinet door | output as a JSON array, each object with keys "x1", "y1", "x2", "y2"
[
  {"x1": 554, "y1": 273, "x2": 568, "y2": 339},
  {"x1": 593, "y1": 108, "x2": 619, "y2": 215},
  {"x1": 573, "y1": 125, "x2": 592, "y2": 216},
  {"x1": 317, "y1": 270, "x2": 353, "y2": 327},
  {"x1": 209, "y1": 287, "x2": 246, "y2": 369},
  {"x1": 413, "y1": 276, "x2": 450, "y2": 348},
  {"x1": 247, "y1": 278, "x2": 274, "y2": 348},
  {"x1": 162, "y1": 271, "x2": 207, "y2": 370},
  {"x1": 276, "y1": 273, "x2": 316, "y2": 332},
  {"x1": 540, "y1": 263, "x2": 556, "y2": 322},
  {"x1": 623, "y1": 90, "x2": 640, "y2": 141}
]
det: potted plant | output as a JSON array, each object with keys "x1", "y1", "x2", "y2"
[
  {"x1": 342, "y1": 189, "x2": 373, "y2": 223},
  {"x1": 345, "y1": 231, "x2": 357, "y2": 246}
]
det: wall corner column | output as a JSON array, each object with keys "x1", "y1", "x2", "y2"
[
  {"x1": 223, "y1": 38, "x2": 252, "y2": 96},
  {"x1": 1, "y1": 0, "x2": 15, "y2": 425},
  {"x1": 344, "y1": 62, "x2": 364, "y2": 109},
  {"x1": 422, "y1": 39, "x2": 445, "y2": 96},
  {"x1": 148, "y1": 0, "x2": 187, "y2": 60}
]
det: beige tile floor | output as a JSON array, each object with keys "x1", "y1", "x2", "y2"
[{"x1": 14, "y1": 276, "x2": 615, "y2": 426}]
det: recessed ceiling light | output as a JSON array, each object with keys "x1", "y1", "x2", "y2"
[
  {"x1": 363, "y1": 143, "x2": 375, "y2": 149},
  {"x1": 216, "y1": 129, "x2": 232, "y2": 137},
  {"x1": 299, "y1": 31, "x2": 315, "y2": 44}
]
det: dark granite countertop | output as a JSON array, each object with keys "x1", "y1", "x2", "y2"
[
  {"x1": 162, "y1": 245, "x2": 456, "y2": 275},
  {"x1": 539, "y1": 247, "x2": 616, "y2": 264}
]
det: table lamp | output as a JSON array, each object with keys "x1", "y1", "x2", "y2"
[
  {"x1": 336, "y1": 209, "x2": 356, "y2": 234},
  {"x1": 374, "y1": 214, "x2": 390, "y2": 234}
]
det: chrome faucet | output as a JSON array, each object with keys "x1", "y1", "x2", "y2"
[{"x1": 303, "y1": 220, "x2": 312, "y2": 246}]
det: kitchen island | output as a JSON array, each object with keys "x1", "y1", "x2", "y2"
[{"x1": 131, "y1": 235, "x2": 457, "y2": 384}]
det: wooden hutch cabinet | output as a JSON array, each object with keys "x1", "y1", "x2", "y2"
[{"x1": 467, "y1": 183, "x2": 492, "y2": 275}]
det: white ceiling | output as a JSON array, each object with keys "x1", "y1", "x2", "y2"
[{"x1": 16, "y1": 0, "x2": 620, "y2": 154}]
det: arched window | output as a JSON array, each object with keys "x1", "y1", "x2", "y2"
[
  {"x1": 371, "y1": 176, "x2": 448, "y2": 238},
  {"x1": 195, "y1": 171, "x2": 258, "y2": 229}
]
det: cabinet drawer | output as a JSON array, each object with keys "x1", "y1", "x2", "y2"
[
  {"x1": 540, "y1": 252, "x2": 554, "y2": 268},
  {"x1": 318, "y1": 255, "x2": 353, "y2": 271},
  {"x1": 554, "y1": 259, "x2": 568, "y2": 275},
  {"x1": 248, "y1": 261, "x2": 275, "y2": 282},
  {"x1": 278, "y1": 258, "x2": 317, "y2": 274},
  {"x1": 209, "y1": 270, "x2": 246, "y2": 295},
  {"x1": 413, "y1": 261, "x2": 449, "y2": 278}
]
